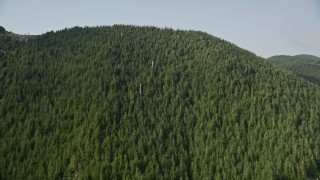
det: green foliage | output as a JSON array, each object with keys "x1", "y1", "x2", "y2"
[
  {"x1": 268, "y1": 55, "x2": 320, "y2": 85},
  {"x1": 1, "y1": 25, "x2": 320, "y2": 179},
  {"x1": 0, "y1": 26, "x2": 6, "y2": 33}
]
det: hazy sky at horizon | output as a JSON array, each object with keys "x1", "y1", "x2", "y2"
[{"x1": 0, "y1": 0, "x2": 319, "y2": 58}]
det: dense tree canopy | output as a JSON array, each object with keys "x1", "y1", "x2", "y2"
[
  {"x1": 0, "y1": 26, "x2": 6, "y2": 34},
  {"x1": 1, "y1": 25, "x2": 320, "y2": 179},
  {"x1": 268, "y1": 55, "x2": 320, "y2": 85}
]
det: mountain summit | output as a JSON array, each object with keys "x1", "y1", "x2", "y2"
[{"x1": 1, "y1": 25, "x2": 320, "y2": 179}]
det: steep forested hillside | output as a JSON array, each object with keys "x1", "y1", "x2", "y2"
[
  {"x1": 268, "y1": 55, "x2": 320, "y2": 85},
  {"x1": 1, "y1": 25, "x2": 320, "y2": 179}
]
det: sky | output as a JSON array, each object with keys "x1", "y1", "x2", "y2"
[{"x1": 0, "y1": 0, "x2": 319, "y2": 58}]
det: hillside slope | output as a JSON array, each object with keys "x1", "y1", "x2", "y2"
[
  {"x1": 268, "y1": 55, "x2": 320, "y2": 85},
  {"x1": 1, "y1": 25, "x2": 320, "y2": 179}
]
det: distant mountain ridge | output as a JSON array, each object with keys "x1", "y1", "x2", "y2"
[
  {"x1": 268, "y1": 54, "x2": 320, "y2": 85},
  {"x1": 0, "y1": 25, "x2": 36, "y2": 42}
]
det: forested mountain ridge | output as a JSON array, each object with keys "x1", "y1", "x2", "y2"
[
  {"x1": 0, "y1": 25, "x2": 36, "y2": 44},
  {"x1": 0, "y1": 26, "x2": 7, "y2": 34},
  {"x1": 268, "y1": 54, "x2": 320, "y2": 85},
  {"x1": 1, "y1": 25, "x2": 320, "y2": 179}
]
